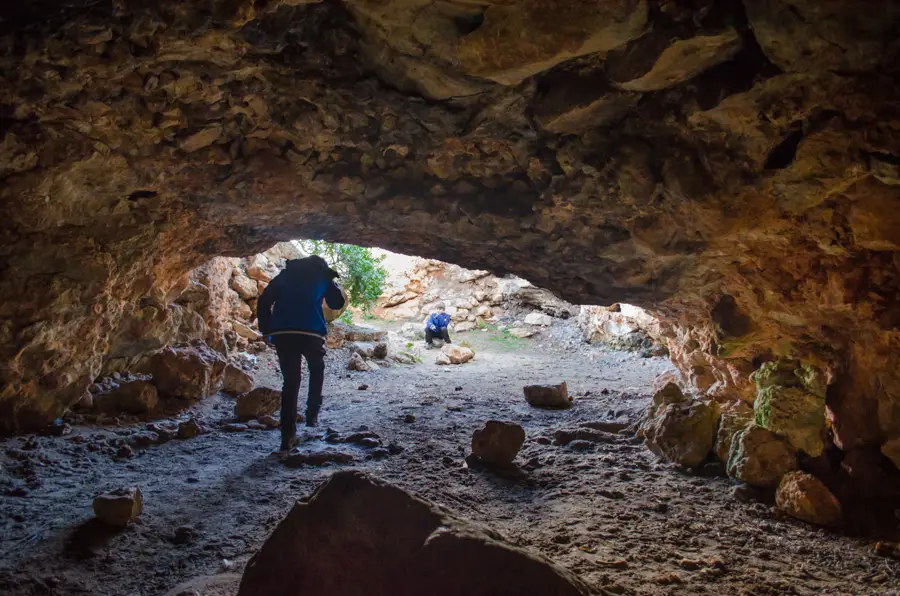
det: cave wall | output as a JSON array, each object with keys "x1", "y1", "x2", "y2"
[{"x1": 1, "y1": 0, "x2": 899, "y2": 447}]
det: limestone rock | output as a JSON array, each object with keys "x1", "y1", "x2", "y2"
[
  {"x1": 509, "y1": 327, "x2": 537, "y2": 338},
  {"x1": 754, "y1": 386, "x2": 825, "y2": 457},
  {"x1": 882, "y1": 438, "x2": 900, "y2": 470},
  {"x1": 642, "y1": 400, "x2": 720, "y2": 468},
  {"x1": 533, "y1": 70, "x2": 640, "y2": 134},
  {"x1": 523, "y1": 382, "x2": 570, "y2": 408},
  {"x1": 727, "y1": 425, "x2": 798, "y2": 487},
  {"x1": 398, "y1": 323, "x2": 425, "y2": 340},
  {"x1": 231, "y1": 274, "x2": 258, "y2": 300},
  {"x1": 235, "y1": 387, "x2": 281, "y2": 421},
  {"x1": 454, "y1": 321, "x2": 476, "y2": 333},
  {"x1": 223, "y1": 364, "x2": 254, "y2": 395},
  {"x1": 93, "y1": 487, "x2": 143, "y2": 527},
  {"x1": 150, "y1": 344, "x2": 227, "y2": 400},
  {"x1": 524, "y1": 312, "x2": 553, "y2": 326},
  {"x1": 436, "y1": 344, "x2": 474, "y2": 365},
  {"x1": 648, "y1": 382, "x2": 687, "y2": 417},
  {"x1": 714, "y1": 401, "x2": 754, "y2": 463},
  {"x1": 177, "y1": 418, "x2": 204, "y2": 439},
  {"x1": 348, "y1": 352, "x2": 371, "y2": 372},
  {"x1": 347, "y1": 341, "x2": 387, "y2": 359},
  {"x1": 93, "y1": 380, "x2": 158, "y2": 415},
  {"x1": 233, "y1": 322, "x2": 260, "y2": 341},
  {"x1": 775, "y1": 471, "x2": 842, "y2": 527},
  {"x1": 471, "y1": 421, "x2": 526, "y2": 465},
  {"x1": 236, "y1": 471, "x2": 597, "y2": 596}
]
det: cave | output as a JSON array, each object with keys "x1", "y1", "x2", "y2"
[{"x1": 2, "y1": 0, "x2": 900, "y2": 594}]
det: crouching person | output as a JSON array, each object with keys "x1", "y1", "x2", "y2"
[
  {"x1": 257, "y1": 255, "x2": 345, "y2": 451},
  {"x1": 424, "y1": 311, "x2": 452, "y2": 349}
]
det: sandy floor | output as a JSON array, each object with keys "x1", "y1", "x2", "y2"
[{"x1": 1, "y1": 324, "x2": 898, "y2": 596}]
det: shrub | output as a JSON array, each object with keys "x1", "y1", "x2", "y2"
[{"x1": 295, "y1": 240, "x2": 387, "y2": 313}]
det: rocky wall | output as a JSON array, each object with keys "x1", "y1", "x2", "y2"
[{"x1": 0, "y1": 0, "x2": 898, "y2": 464}]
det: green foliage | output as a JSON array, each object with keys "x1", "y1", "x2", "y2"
[
  {"x1": 338, "y1": 310, "x2": 354, "y2": 324},
  {"x1": 295, "y1": 240, "x2": 387, "y2": 312}
]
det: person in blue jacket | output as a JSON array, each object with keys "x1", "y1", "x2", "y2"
[
  {"x1": 257, "y1": 255, "x2": 345, "y2": 450},
  {"x1": 424, "y1": 311, "x2": 452, "y2": 348}
]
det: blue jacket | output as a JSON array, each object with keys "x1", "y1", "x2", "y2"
[
  {"x1": 257, "y1": 257, "x2": 346, "y2": 338},
  {"x1": 426, "y1": 312, "x2": 451, "y2": 331}
]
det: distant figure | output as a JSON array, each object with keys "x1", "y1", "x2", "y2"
[
  {"x1": 257, "y1": 255, "x2": 345, "y2": 451},
  {"x1": 424, "y1": 311, "x2": 452, "y2": 349}
]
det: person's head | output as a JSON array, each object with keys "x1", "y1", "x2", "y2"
[{"x1": 286, "y1": 255, "x2": 339, "y2": 279}]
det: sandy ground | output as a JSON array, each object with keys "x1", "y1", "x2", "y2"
[{"x1": 1, "y1": 324, "x2": 899, "y2": 596}]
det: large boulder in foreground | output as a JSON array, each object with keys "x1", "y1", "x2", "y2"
[
  {"x1": 237, "y1": 471, "x2": 600, "y2": 596},
  {"x1": 727, "y1": 425, "x2": 798, "y2": 487},
  {"x1": 471, "y1": 421, "x2": 526, "y2": 465}
]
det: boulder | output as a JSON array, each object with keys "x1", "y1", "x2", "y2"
[
  {"x1": 775, "y1": 471, "x2": 842, "y2": 527},
  {"x1": 236, "y1": 471, "x2": 597, "y2": 596},
  {"x1": 754, "y1": 385, "x2": 826, "y2": 457},
  {"x1": 648, "y1": 381, "x2": 687, "y2": 417},
  {"x1": 523, "y1": 382, "x2": 570, "y2": 408},
  {"x1": 398, "y1": 323, "x2": 425, "y2": 340},
  {"x1": 524, "y1": 312, "x2": 553, "y2": 326},
  {"x1": 714, "y1": 401, "x2": 754, "y2": 463},
  {"x1": 93, "y1": 486, "x2": 143, "y2": 527},
  {"x1": 882, "y1": 438, "x2": 900, "y2": 470},
  {"x1": 373, "y1": 342, "x2": 388, "y2": 359},
  {"x1": 454, "y1": 321, "x2": 476, "y2": 333},
  {"x1": 328, "y1": 322, "x2": 387, "y2": 348},
  {"x1": 93, "y1": 380, "x2": 158, "y2": 415},
  {"x1": 436, "y1": 344, "x2": 474, "y2": 365},
  {"x1": 235, "y1": 387, "x2": 281, "y2": 421},
  {"x1": 471, "y1": 421, "x2": 526, "y2": 465},
  {"x1": 231, "y1": 273, "x2": 258, "y2": 300},
  {"x1": 642, "y1": 400, "x2": 720, "y2": 468},
  {"x1": 508, "y1": 327, "x2": 537, "y2": 338},
  {"x1": 233, "y1": 321, "x2": 260, "y2": 341},
  {"x1": 223, "y1": 364, "x2": 254, "y2": 394},
  {"x1": 727, "y1": 425, "x2": 798, "y2": 487},
  {"x1": 177, "y1": 418, "x2": 204, "y2": 439},
  {"x1": 348, "y1": 341, "x2": 388, "y2": 359},
  {"x1": 150, "y1": 343, "x2": 227, "y2": 400},
  {"x1": 348, "y1": 352, "x2": 371, "y2": 371}
]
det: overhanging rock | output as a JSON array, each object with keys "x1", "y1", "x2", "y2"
[{"x1": 237, "y1": 471, "x2": 604, "y2": 596}]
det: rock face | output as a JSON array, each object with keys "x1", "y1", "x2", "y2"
[
  {"x1": 524, "y1": 383, "x2": 571, "y2": 408},
  {"x1": 149, "y1": 343, "x2": 227, "y2": 400},
  {"x1": 642, "y1": 400, "x2": 720, "y2": 468},
  {"x1": 714, "y1": 401, "x2": 754, "y2": 463},
  {"x1": 237, "y1": 471, "x2": 597, "y2": 596},
  {"x1": 775, "y1": 471, "x2": 843, "y2": 528},
  {"x1": 0, "y1": 0, "x2": 899, "y2": 497},
  {"x1": 235, "y1": 387, "x2": 281, "y2": 421},
  {"x1": 727, "y1": 425, "x2": 798, "y2": 487},
  {"x1": 471, "y1": 421, "x2": 526, "y2": 465},
  {"x1": 93, "y1": 487, "x2": 143, "y2": 527},
  {"x1": 223, "y1": 364, "x2": 254, "y2": 395}
]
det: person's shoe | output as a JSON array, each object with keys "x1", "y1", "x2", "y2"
[
  {"x1": 279, "y1": 435, "x2": 299, "y2": 452},
  {"x1": 424, "y1": 342, "x2": 435, "y2": 350}
]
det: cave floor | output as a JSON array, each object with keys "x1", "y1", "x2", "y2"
[{"x1": 1, "y1": 328, "x2": 898, "y2": 596}]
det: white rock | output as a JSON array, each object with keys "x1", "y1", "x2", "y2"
[
  {"x1": 455, "y1": 321, "x2": 476, "y2": 333},
  {"x1": 436, "y1": 344, "x2": 474, "y2": 365},
  {"x1": 233, "y1": 321, "x2": 260, "y2": 341},
  {"x1": 509, "y1": 327, "x2": 537, "y2": 338},
  {"x1": 524, "y1": 312, "x2": 553, "y2": 326}
]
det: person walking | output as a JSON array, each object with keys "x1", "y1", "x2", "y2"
[
  {"x1": 424, "y1": 311, "x2": 452, "y2": 349},
  {"x1": 257, "y1": 255, "x2": 345, "y2": 451}
]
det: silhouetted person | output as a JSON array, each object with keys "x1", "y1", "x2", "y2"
[
  {"x1": 424, "y1": 311, "x2": 451, "y2": 348},
  {"x1": 257, "y1": 255, "x2": 345, "y2": 451}
]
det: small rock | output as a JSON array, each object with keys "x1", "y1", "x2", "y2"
[
  {"x1": 258, "y1": 415, "x2": 279, "y2": 429},
  {"x1": 246, "y1": 420, "x2": 266, "y2": 431},
  {"x1": 524, "y1": 312, "x2": 553, "y2": 326},
  {"x1": 523, "y1": 382, "x2": 571, "y2": 408},
  {"x1": 223, "y1": 423, "x2": 249, "y2": 433},
  {"x1": 359, "y1": 438, "x2": 380, "y2": 448},
  {"x1": 172, "y1": 525, "x2": 196, "y2": 545},
  {"x1": 569, "y1": 440, "x2": 595, "y2": 451},
  {"x1": 373, "y1": 342, "x2": 388, "y2": 359},
  {"x1": 127, "y1": 431, "x2": 160, "y2": 448},
  {"x1": 775, "y1": 471, "x2": 842, "y2": 527},
  {"x1": 93, "y1": 487, "x2": 143, "y2": 527},
  {"x1": 177, "y1": 419, "x2": 203, "y2": 439},
  {"x1": 436, "y1": 344, "x2": 474, "y2": 365},
  {"x1": 94, "y1": 380, "x2": 159, "y2": 415},
  {"x1": 358, "y1": 384, "x2": 369, "y2": 390},
  {"x1": 508, "y1": 327, "x2": 536, "y2": 338},
  {"x1": 348, "y1": 352, "x2": 370, "y2": 371},
  {"x1": 403, "y1": 414, "x2": 416, "y2": 423},
  {"x1": 235, "y1": 387, "x2": 281, "y2": 420},
  {"x1": 471, "y1": 421, "x2": 526, "y2": 465},
  {"x1": 223, "y1": 364, "x2": 254, "y2": 394}
]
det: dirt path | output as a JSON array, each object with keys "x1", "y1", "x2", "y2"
[{"x1": 1, "y1": 326, "x2": 898, "y2": 596}]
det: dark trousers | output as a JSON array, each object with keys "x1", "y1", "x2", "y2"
[
  {"x1": 272, "y1": 334, "x2": 326, "y2": 440},
  {"x1": 425, "y1": 327, "x2": 450, "y2": 345}
]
